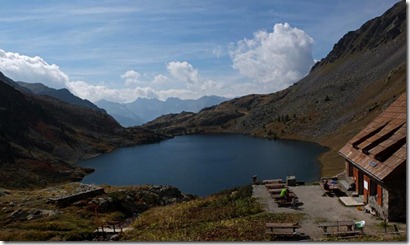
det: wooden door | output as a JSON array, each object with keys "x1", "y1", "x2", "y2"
[
  {"x1": 377, "y1": 185, "x2": 383, "y2": 206},
  {"x1": 363, "y1": 175, "x2": 370, "y2": 203},
  {"x1": 353, "y1": 167, "x2": 359, "y2": 193}
]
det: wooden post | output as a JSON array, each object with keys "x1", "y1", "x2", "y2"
[
  {"x1": 383, "y1": 212, "x2": 388, "y2": 233},
  {"x1": 337, "y1": 220, "x2": 339, "y2": 233},
  {"x1": 252, "y1": 175, "x2": 257, "y2": 185}
]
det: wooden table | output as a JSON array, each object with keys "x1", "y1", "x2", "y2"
[{"x1": 318, "y1": 221, "x2": 362, "y2": 236}]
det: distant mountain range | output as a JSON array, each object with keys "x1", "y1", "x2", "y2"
[
  {"x1": 3, "y1": 75, "x2": 228, "y2": 127},
  {"x1": 95, "y1": 96, "x2": 228, "y2": 126}
]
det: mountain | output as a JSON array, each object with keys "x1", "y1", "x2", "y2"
[
  {"x1": 0, "y1": 73, "x2": 166, "y2": 189},
  {"x1": 95, "y1": 99, "x2": 144, "y2": 126},
  {"x1": 15, "y1": 81, "x2": 103, "y2": 112},
  {"x1": 96, "y1": 95, "x2": 228, "y2": 126},
  {"x1": 144, "y1": 1, "x2": 406, "y2": 176}
]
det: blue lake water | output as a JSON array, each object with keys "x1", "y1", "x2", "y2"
[{"x1": 79, "y1": 134, "x2": 327, "y2": 196}]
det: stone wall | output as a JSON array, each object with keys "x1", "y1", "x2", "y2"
[{"x1": 368, "y1": 195, "x2": 388, "y2": 220}]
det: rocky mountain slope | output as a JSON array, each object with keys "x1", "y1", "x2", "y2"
[
  {"x1": 96, "y1": 95, "x2": 228, "y2": 127},
  {"x1": 0, "y1": 75, "x2": 166, "y2": 189},
  {"x1": 144, "y1": 1, "x2": 406, "y2": 176}
]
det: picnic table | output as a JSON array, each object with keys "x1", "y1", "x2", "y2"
[
  {"x1": 318, "y1": 221, "x2": 363, "y2": 236},
  {"x1": 265, "y1": 222, "x2": 302, "y2": 240},
  {"x1": 271, "y1": 192, "x2": 297, "y2": 200},
  {"x1": 263, "y1": 179, "x2": 283, "y2": 184},
  {"x1": 320, "y1": 177, "x2": 339, "y2": 195}
]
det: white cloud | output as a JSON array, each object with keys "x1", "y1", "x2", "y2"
[
  {"x1": 67, "y1": 81, "x2": 158, "y2": 103},
  {"x1": 0, "y1": 48, "x2": 224, "y2": 103},
  {"x1": 229, "y1": 23, "x2": 314, "y2": 91},
  {"x1": 152, "y1": 74, "x2": 168, "y2": 84},
  {"x1": 121, "y1": 69, "x2": 142, "y2": 86},
  {"x1": 0, "y1": 47, "x2": 292, "y2": 104},
  {"x1": 0, "y1": 49, "x2": 69, "y2": 88},
  {"x1": 67, "y1": 80, "x2": 202, "y2": 103},
  {"x1": 166, "y1": 61, "x2": 199, "y2": 84}
]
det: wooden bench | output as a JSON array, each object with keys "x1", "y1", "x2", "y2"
[
  {"x1": 267, "y1": 188, "x2": 282, "y2": 194},
  {"x1": 271, "y1": 192, "x2": 297, "y2": 200},
  {"x1": 323, "y1": 230, "x2": 362, "y2": 237},
  {"x1": 276, "y1": 200, "x2": 302, "y2": 207},
  {"x1": 265, "y1": 222, "x2": 302, "y2": 240},
  {"x1": 265, "y1": 183, "x2": 286, "y2": 189}
]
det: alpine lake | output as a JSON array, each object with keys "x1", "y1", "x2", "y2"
[{"x1": 79, "y1": 134, "x2": 327, "y2": 196}]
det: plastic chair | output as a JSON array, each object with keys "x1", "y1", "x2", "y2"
[{"x1": 354, "y1": 220, "x2": 365, "y2": 230}]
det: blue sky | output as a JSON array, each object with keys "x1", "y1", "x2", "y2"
[{"x1": 0, "y1": 0, "x2": 400, "y2": 103}]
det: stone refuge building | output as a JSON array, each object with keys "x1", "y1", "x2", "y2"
[{"x1": 339, "y1": 93, "x2": 406, "y2": 222}]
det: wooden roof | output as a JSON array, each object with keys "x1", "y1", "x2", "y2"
[{"x1": 339, "y1": 93, "x2": 406, "y2": 182}]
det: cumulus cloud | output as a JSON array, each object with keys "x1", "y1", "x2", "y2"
[
  {"x1": 166, "y1": 61, "x2": 199, "y2": 84},
  {"x1": 0, "y1": 49, "x2": 69, "y2": 88},
  {"x1": 165, "y1": 61, "x2": 227, "y2": 95},
  {"x1": 152, "y1": 74, "x2": 168, "y2": 84},
  {"x1": 121, "y1": 69, "x2": 142, "y2": 87},
  {"x1": 229, "y1": 23, "x2": 314, "y2": 91}
]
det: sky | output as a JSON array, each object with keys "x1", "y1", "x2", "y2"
[{"x1": 0, "y1": 0, "x2": 400, "y2": 103}]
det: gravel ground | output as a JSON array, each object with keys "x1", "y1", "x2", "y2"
[{"x1": 252, "y1": 184, "x2": 388, "y2": 240}]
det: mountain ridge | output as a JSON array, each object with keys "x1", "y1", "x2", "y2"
[{"x1": 15, "y1": 80, "x2": 104, "y2": 112}]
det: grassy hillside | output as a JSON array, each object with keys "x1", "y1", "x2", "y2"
[{"x1": 125, "y1": 185, "x2": 303, "y2": 241}]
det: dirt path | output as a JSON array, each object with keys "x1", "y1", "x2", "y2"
[{"x1": 252, "y1": 184, "x2": 382, "y2": 240}]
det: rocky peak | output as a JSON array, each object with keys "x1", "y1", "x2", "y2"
[{"x1": 312, "y1": 1, "x2": 406, "y2": 70}]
